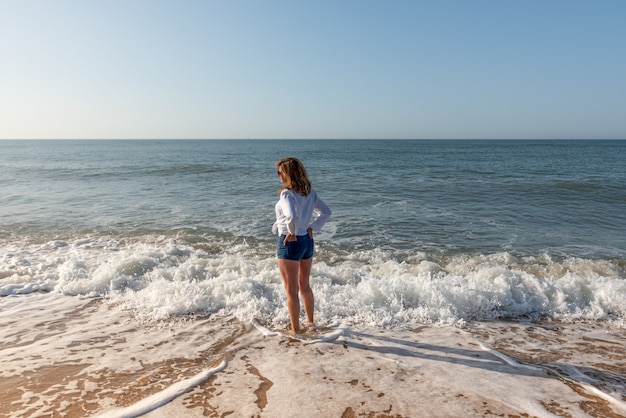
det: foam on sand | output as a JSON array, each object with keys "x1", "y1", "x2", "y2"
[
  {"x1": 1, "y1": 292, "x2": 625, "y2": 417},
  {"x1": 95, "y1": 361, "x2": 227, "y2": 418},
  {"x1": 250, "y1": 318, "x2": 344, "y2": 344}
]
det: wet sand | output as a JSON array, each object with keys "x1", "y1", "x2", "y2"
[{"x1": 1, "y1": 293, "x2": 625, "y2": 418}]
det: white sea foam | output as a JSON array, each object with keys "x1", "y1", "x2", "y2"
[
  {"x1": 95, "y1": 361, "x2": 228, "y2": 418},
  {"x1": 1, "y1": 235, "x2": 624, "y2": 330}
]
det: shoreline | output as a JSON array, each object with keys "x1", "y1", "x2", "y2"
[{"x1": 1, "y1": 293, "x2": 625, "y2": 417}]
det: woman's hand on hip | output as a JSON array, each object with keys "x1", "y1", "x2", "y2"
[{"x1": 284, "y1": 233, "x2": 297, "y2": 244}]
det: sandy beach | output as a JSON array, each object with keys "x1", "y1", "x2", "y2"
[{"x1": 1, "y1": 293, "x2": 625, "y2": 418}]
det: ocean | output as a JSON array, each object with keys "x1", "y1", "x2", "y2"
[
  {"x1": 1, "y1": 139, "x2": 625, "y2": 417},
  {"x1": 2, "y1": 139, "x2": 625, "y2": 325}
]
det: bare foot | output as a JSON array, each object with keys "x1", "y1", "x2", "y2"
[{"x1": 288, "y1": 327, "x2": 302, "y2": 335}]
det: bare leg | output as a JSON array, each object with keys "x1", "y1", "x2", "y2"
[
  {"x1": 278, "y1": 259, "x2": 301, "y2": 333},
  {"x1": 298, "y1": 258, "x2": 314, "y2": 325}
]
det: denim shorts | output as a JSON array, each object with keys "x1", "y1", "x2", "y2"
[{"x1": 277, "y1": 234, "x2": 314, "y2": 261}]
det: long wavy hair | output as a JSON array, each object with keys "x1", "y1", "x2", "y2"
[{"x1": 276, "y1": 157, "x2": 311, "y2": 196}]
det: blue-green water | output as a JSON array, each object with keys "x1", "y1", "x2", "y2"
[{"x1": 2, "y1": 139, "x2": 624, "y2": 257}]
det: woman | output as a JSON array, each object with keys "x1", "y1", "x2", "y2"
[{"x1": 272, "y1": 157, "x2": 331, "y2": 334}]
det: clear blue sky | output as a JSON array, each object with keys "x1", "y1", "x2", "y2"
[{"x1": 1, "y1": 0, "x2": 625, "y2": 139}]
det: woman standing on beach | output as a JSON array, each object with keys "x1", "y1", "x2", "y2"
[{"x1": 273, "y1": 157, "x2": 331, "y2": 334}]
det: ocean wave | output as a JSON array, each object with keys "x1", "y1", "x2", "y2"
[{"x1": 1, "y1": 234, "x2": 624, "y2": 328}]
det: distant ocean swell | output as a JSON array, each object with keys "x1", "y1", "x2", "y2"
[{"x1": 1, "y1": 232, "x2": 624, "y2": 328}]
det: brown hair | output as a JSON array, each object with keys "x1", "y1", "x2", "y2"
[{"x1": 276, "y1": 157, "x2": 312, "y2": 196}]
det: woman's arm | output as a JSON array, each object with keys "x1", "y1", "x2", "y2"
[
  {"x1": 309, "y1": 194, "x2": 331, "y2": 232},
  {"x1": 279, "y1": 190, "x2": 298, "y2": 240}
]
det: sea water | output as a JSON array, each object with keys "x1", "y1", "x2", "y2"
[{"x1": 1, "y1": 139, "x2": 625, "y2": 328}]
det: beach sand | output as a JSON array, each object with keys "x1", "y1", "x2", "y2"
[{"x1": 1, "y1": 293, "x2": 625, "y2": 418}]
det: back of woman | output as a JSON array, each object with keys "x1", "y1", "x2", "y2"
[{"x1": 273, "y1": 157, "x2": 331, "y2": 334}]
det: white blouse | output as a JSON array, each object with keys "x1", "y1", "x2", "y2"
[{"x1": 272, "y1": 189, "x2": 331, "y2": 236}]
